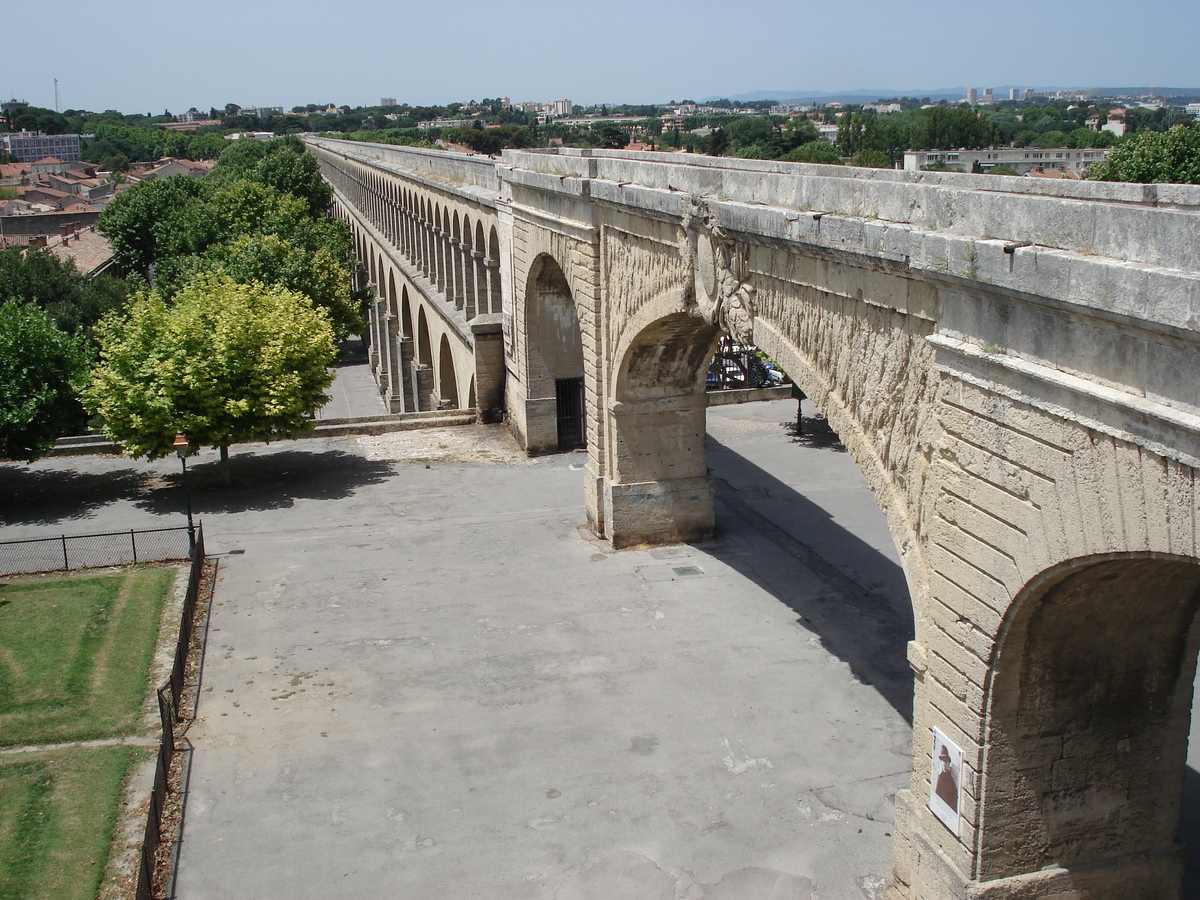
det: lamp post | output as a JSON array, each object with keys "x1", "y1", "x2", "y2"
[{"x1": 173, "y1": 432, "x2": 196, "y2": 556}]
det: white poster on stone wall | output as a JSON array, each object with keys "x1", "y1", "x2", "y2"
[{"x1": 929, "y1": 727, "x2": 962, "y2": 836}]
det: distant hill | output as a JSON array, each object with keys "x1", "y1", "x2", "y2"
[
  {"x1": 706, "y1": 87, "x2": 1200, "y2": 105},
  {"x1": 707, "y1": 88, "x2": 968, "y2": 104}
]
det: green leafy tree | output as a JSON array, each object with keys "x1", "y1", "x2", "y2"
[
  {"x1": 1031, "y1": 130, "x2": 1067, "y2": 148},
  {"x1": 84, "y1": 277, "x2": 337, "y2": 478},
  {"x1": 589, "y1": 122, "x2": 629, "y2": 149},
  {"x1": 0, "y1": 247, "x2": 131, "y2": 336},
  {"x1": 707, "y1": 128, "x2": 729, "y2": 157},
  {"x1": 724, "y1": 117, "x2": 777, "y2": 155},
  {"x1": 206, "y1": 234, "x2": 360, "y2": 337},
  {"x1": 782, "y1": 118, "x2": 820, "y2": 150},
  {"x1": 1085, "y1": 124, "x2": 1200, "y2": 184},
  {"x1": 0, "y1": 301, "x2": 90, "y2": 461},
  {"x1": 99, "y1": 153, "x2": 131, "y2": 172},
  {"x1": 989, "y1": 165, "x2": 1020, "y2": 176},
  {"x1": 779, "y1": 141, "x2": 844, "y2": 165},
  {"x1": 99, "y1": 171, "x2": 359, "y2": 338},
  {"x1": 851, "y1": 149, "x2": 894, "y2": 169},
  {"x1": 97, "y1": 175, "x2": 210, "y2": 278}
]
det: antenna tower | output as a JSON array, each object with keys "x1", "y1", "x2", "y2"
[{"x1": 54, "y1": 78, "x2": 60, "y2": 113}]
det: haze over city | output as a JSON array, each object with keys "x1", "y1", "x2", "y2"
[{"x1": 6, "y1": 0, "x2": 1199, "y2": 113}]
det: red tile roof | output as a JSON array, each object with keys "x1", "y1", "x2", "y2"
[{"x1": 43, "y1": 226, "x2": 113, "y2": 276}]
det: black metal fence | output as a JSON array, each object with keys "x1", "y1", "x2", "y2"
[
  {"x1": 136, "y1": 524, "x2": 206, "y2": 900},
  {"x1": 0, "y1": 526, "x2": 193, "y2": 576}
]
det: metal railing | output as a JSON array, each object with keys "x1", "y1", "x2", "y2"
[
  {"x1": 0, "y1": 526, "x2": 193, "y2": 576},
  {"x1": 136, "y1": 525, "x2": 207, "y2": 900}
]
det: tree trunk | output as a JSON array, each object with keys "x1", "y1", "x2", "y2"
[{"x1": 219, "y1": 445, "x2": 230, "y2": 486}]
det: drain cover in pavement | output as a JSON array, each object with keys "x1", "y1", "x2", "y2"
[{"x1": 672, "y1": 566, "x2": 703, "y2": 577}]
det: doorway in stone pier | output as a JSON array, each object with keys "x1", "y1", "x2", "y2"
[{"x1": 555, "y1": 376, "x2": 585, "y2": 450}]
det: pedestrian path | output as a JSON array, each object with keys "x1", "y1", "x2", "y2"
[{"x1": 315, "y1": 337, "x2": 388, "y2": 421}]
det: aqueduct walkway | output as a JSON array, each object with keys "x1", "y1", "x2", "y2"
[{"x1": 306, "y1": 136, "x2": 1200, "y2": 900}]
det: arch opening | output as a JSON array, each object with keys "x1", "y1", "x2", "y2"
[
  {"x1": 524, "y1": 254, "x2": 585, "y2": 452},
  {"x1": 401, "y1": 286, "x2": 413, "y2": 341},
  {"x1": 605, "y1": 310, "x2": 721, "y2": 549},
  {"x1": 438, "y1": 336, "x2": 459, "y2": 409},
  {"x1": 977, "y1": 555, "x2": 1200, "y2": 898},
  {"x1": 416, "y1": 306, "x2": 432, "y2": 367}
]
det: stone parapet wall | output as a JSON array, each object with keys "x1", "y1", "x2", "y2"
[
  {"x1": 505, "y1": 148, "x2": 1200, "y2": 273},
  {"x1": 307, "y1": 137, "x2": 500, "y2": 197}
]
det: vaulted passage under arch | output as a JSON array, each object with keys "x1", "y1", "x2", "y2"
[
  {"x1": 976, "y1": 556, "x2": 1200, "y2": 899},
  {"x1": 607, "y1": 312, "x2": 721, "y2": 549},
  {"x1": 438, "y1": 335, "x2": 459, "y2": 408},
  {"x1": 522, "y1": 254, "x2": 585, "y2": 452},
  {"x1": 417, "y1": 308, "x2": 432, "y2": 367}
]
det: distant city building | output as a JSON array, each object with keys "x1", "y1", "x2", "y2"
[
  {"x1": 817, "y1": 123, "x2": 839, "y2": 143},
  {"x1": 1187, "y1": 102, "x2": 1200, "y2": 118},
  {"x1": 162, "y1": 120, "x2": 221, "y2": 132},
  {"x1": 864, "y1": 103, "x2": 902, "y2": 115},
  {"x1": 0, "y1": 131, "x2": 86, "y2": 164},
  {"x1": 417, "y1": 118, "x2": 475, "y2": 129},
  {"x1": 381, "y1": 97, "x2": 397, "y2": 107},
  {"x1": 967, "y1": 88, "x2": 977, "y2": 105},
  {"x1": 903, "y1": 146, "x2": 1110, "y2": 176},
  {"x1": 549, "y1": 99, "x2": 573, "y2": 117},
  {"x1": 770, "y1": 104, "x2": 816, "y2": 116},
  {"x1": 1010, "y1": 88, "x2": 1020, "y2": 101}
]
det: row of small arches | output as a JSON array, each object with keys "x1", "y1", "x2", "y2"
[{"x1": 315, "y1": 152, "x2": 502, "y2": 321}]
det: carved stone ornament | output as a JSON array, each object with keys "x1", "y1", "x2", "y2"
[{"x1": 679, "y1": 194, "x2": 757, "y2": 345}]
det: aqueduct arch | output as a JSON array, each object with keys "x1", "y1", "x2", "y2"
[
  {"x1": 519, "y1": 254, "x2": 586, "y2": 453},
  {"x1": 438, "y1": 335, "x2": 459, "y2": 408},
  {"x1": 607, "y1": 310, "x2": 721, "y2": 548},
  {"x1": 972, "y1": 555, "x2": 1200, "y2": 897}
]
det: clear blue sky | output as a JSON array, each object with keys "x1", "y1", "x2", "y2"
[{"x1": 7, "y1": 0, "x2": 1199, "y2": 114}]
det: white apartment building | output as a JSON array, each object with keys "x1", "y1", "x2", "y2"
[{"x1": 903, "y1": 146, "x2": 1111, "y2": 176}]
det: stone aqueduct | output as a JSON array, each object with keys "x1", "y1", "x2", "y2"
[{"x1": 306, "y1": 136, "x2": 1200, "y2": 900}]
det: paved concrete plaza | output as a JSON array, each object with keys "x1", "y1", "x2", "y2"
[{"x1": 2, "y1": 395, "x2": 1197, "y2": 898}]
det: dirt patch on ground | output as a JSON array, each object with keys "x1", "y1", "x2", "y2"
[{"x1": 356, "y1": 424, "x2": 536, "y2": 465}]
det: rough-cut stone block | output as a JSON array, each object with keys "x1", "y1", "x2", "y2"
[{"x1": 605, "y1": 477, "x2": 715, "y2": 550}]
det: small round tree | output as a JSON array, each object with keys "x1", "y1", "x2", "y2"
[
  {"x1": 850, "y1": 149, "x2": 895, "y2": 169},
  {"x1": 779, "y1": 141, "x2": 844, "y2": 165},
  {"x1": 84, "y1": 276, "x2": 337, "y2": 479}
]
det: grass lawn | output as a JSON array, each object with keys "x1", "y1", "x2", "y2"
[
  {"x1": 0, "y1": 568, "x2": 175, "y2": 747},
  {"x1": 0, "y1": 746, "x2": 147, "y2": 900}
]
